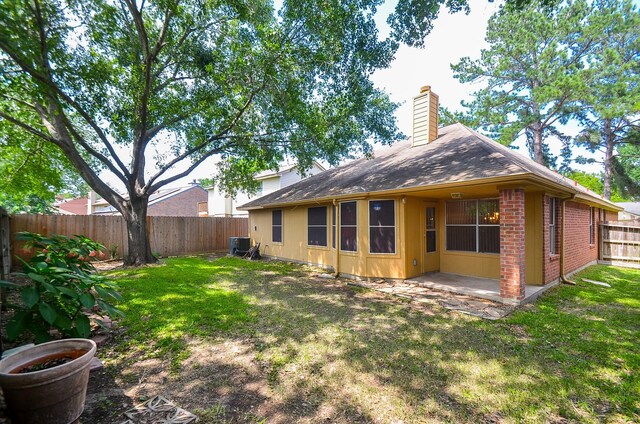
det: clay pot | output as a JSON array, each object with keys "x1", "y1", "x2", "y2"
[{"x1": 0, "y1": 338, "x2": 97, "y2": 424}]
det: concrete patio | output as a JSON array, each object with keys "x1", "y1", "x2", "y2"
[{"x1": 406, "y1": 272, "x2": 555, "y2": 305}]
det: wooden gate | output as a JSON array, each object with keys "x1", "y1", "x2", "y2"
[{"x1": 600, "y1": 222, "x2": 640, "y2": 269}]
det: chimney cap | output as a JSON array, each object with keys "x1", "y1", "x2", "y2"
[{"x1": 420, "y1": 85, "x2": 431, "y2": 93}]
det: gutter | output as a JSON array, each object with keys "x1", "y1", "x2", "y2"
[
  {"x1": 333, "y1": 199, "x2": 340, "y2": 277},
  {"x1": 560, "y1": 194, "x2": 577, "y2": 285}
]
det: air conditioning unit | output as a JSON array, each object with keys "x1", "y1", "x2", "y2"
[{"x1": 229, "y1": 237, "x2": 251, "y2": 255}]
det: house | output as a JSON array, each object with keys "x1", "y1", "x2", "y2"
[
  {"x1": 238, "y1": 86, "x2": 621, "y2": 304},
  {"x1": 92, "y1": 183, "x2": 208, "y2": 217},
  {"x1": 614, "y1": 202, "x2": 640, "y2": 222},
  {"x1": 206, "y1": 162, "x2": 325, "y2": 217},
  {"x1": 54, "y1": 197, "x2": 90, "y2": 215}
]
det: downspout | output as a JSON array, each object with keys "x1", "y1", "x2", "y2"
[
  {"x1": 560, "y1": 194, "x2": 577, "y2": 285},
  {"x1": 333, "y1": 199, "x2": 340, "y2": 277}
]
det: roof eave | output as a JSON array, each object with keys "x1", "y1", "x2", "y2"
[{"x1": 237, "y1": 174, "x2": 537, "y2": 210}]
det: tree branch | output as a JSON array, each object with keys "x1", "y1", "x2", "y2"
[
  {"x1": 146, "y1": 84, "x2": 263, "y2": 188},
  {"x1": 0, "y1": 111, "x2": 58, "y2": 144},
  {"x1": 0, "y1": 43, "x2": 131, "y2": 177},
  {"x1": 149, "y1": 145, "x2": 226, "y2": 192},
  {"x1": 59, "y1": 114, "x2": 129, "y2": 185}
]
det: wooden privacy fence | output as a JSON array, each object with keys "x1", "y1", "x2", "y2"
[
  {"x1": 10, "y1": 214, "x2": 248, "y2": 263},
  {"x1": 600, "y1": 222, "x2": 640, "y2": 269}
]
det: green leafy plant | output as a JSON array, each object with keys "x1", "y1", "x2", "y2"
[
  {"x1": 0, "y1": 232, "x2": 124, "y2": 343},
  {"x1": 108, "y1": 245, "x2": 119, "y2": 260}
]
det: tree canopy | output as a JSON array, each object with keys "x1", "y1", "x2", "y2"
[
  {"x1": 573, "y1": 0, "x2": 640, "y2": 199},
  {"x1": 0, "y1": 0, "x2": 484, "y2": 264},
  {"x1": 451, "y1": 0, "x2": 592, "y2": 167},
  {"x1": 450, "y1": 0, "x2": 640, "y2": 200}
]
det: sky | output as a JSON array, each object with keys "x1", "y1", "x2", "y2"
[
  {"x1": 371, "y1": 0, "x2": 502, "y2": 133},
  {"x1": 103, "y1": 0, "x2": 597, "y2": 192}
]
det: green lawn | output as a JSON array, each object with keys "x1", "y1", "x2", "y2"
[{"x1": 98, "y1": 257, "x2": 639, "y2": 423}]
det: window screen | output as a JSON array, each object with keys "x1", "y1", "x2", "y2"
[
  {"x1": 340, "y1": 201, "x2": 357, "y2": 251},
  {"x1": 426, "y1": 207, "x2": 436, "y2": 253},
  {"x1": 446, "y1": 199, "x2": 500, "y2": 254},
  {"x1": 272, "y1": 209, "x2": 282, "y2": 243},
  {"x1": 549, "y1": 198, "x2": 556, "y2": 254},
  {"x1": 369, "y1": 200, "x2": 395, "y2": 254},
  {"x1": 308, "y1": 206, "x2": 327, "y2": 246},
  {"x1": 332, "y1": 205, "x2": 336, "y2": 249},
  {"x1": 589, "y1": 207, "x2": 595, "y2": 245}
]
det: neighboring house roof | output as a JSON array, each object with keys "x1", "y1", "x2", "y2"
[
  {"x1": 254, "y1": 161, "x2": 326, "y2": 180},
  {"x1": 94, "y1": 185, "x2": 204, "y2": 214},
  {"x1": 615, "y1": 202, "x2": 640, "y2": 217},
  {"x1": 239, "y1": 123, "x2": 619, "y2": 210},
  {"x1": 55, "y1": 197, "x2": 88, "y2": 215},
  {"x1": 203, "y1": 162, "x2": 326, "y2": 191}
]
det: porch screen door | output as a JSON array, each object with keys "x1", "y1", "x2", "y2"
[{"x1": 423, "y1": 206, "x2": 439, "y2": 272}]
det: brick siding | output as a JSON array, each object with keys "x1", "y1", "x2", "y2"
[
  {"x1": 543, "y1": 198, "x2": 600, "y2": 284},
  {"x1": 605, "y1": 210, "x2": 618, "y2": 222},
  {"x1": 147, "y1": 186, "x2": 208, "y2": 217},
  {"x1": 499, "y1": 189, "x2": 526, "y2": 300},
  {"x1": 564, "y1": 201, "x2": 599, "y2": 275}
]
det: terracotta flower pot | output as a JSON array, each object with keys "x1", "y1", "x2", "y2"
[{"x1": 0, "y1": 338, "x2": 97, "y2": 424}]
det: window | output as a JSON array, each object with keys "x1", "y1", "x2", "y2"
[
  {"x1": 369, "y1": 200, "x2": 395, "y2": 254},
  {"x1": 272, "y1": 209, "x2": 282, "y2": 243},
  {"x1": 308, "y1": 206, "x2": 327, "y2": 247},
  {"x1": 332, "y1": 205, "x2": 336, "y2": 249},
  {"x1": 549, "y1": 198, "x2": 556, "y2": 254},
  {"x1": 445, "y1": 199, "x2": 500, "y2": 253},
  {"x1": 589, "y1": 207, "x2": 595, "y2": 245},
  {"x1": 426, "y1": 207, "x2": 436, "y2": 253},
  {"x1": 340, "y1": 201, "x2": 357, "y2": 252}
]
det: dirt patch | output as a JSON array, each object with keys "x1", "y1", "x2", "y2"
[
  {"x1": 93, "y1": 259, "x2": 125, "y2": 272},
  {"x1": 81, "y1": 337, "x2": 276, "y2": 423}
]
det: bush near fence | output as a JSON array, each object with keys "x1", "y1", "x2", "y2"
[{"x1": 10, "y1": 214, "x2": 248, "y2": 264}]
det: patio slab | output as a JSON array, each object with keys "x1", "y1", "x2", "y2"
[
  {"x1": 406, "y1": 272, "x2": 555, "y2": 305},
  {"x1": 347, "y1": 278, "x2": 514, "y2": 319}
]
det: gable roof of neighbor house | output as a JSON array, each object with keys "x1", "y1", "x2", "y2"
[
  {"x1": 239, "y1": 123, "x2": 619, "y2": 211},
  {"x1": 55, "y1": 197, "x2": 89, "y2": 215},
  {"x1": 202, "y1": 162, "x2": 326, "y2": 191},
  {"x1": 615, "y1": 202, "x2": 640, "y2": 217},
  {"x1": 254, "y1": 161, "x2": 326, "y2": 180},
  {"x1": 93, "y1": 184, "x2": 205, "y2": 214}
]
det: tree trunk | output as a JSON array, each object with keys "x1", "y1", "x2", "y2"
[
  {"x1": 532, "y1": 126, "x2": 545, "y2": 165},
  {"x1": 122, "y1": 196, "x2": 157, "y2": 266},
  {"x1": 603, "y1": 118, "x2": 614, "y2": 200}
]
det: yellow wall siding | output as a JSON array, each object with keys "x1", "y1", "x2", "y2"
[
  {"x1": 250, "y1": 198, "x2": 407, "y2": 279},
  {"x1": 437, "y1": 200, "x2": 500, "y2": 279},
  {"x1": 250, "y1": 191, "x2": 550, "y2": 282},
  {"x1": 525, "y1": 192, "x2": 544, "y2": 285},
  {"x1": 249, "y1": 206, "x2": 335, "y2": 269},
  {"x1": 403, "y1": 197, "x2": 421, "y2": 278}
]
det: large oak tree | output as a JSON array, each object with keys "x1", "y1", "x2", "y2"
[{"x1": 0, "y1": 0, "x2": 547, "y2": 265}]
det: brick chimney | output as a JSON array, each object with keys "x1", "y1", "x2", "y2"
[{"x1": 412, "y1": 85, "x2": 439, "y2": 147}]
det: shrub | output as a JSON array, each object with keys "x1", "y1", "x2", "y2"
[{"x1": 0, "y1": 232, "x2": 124, "y2": 342}]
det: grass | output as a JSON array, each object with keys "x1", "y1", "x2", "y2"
[
  {"x1": 102, "y1": 257, "x2": 639, "y2": 423},
  {"x1": 106, "y1": 257, "x2": 295, "y2": 370}
]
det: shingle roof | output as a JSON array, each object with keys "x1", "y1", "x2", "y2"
[
  {"x1": 615, "y1": 202, "x2": 640, "y2": 216},
  {"x1": 239, "y1": 123, "x2": 615, "y2": 209},
  {"x1": 94, "y1": 185, "x2": 205, "y2": 214}
]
